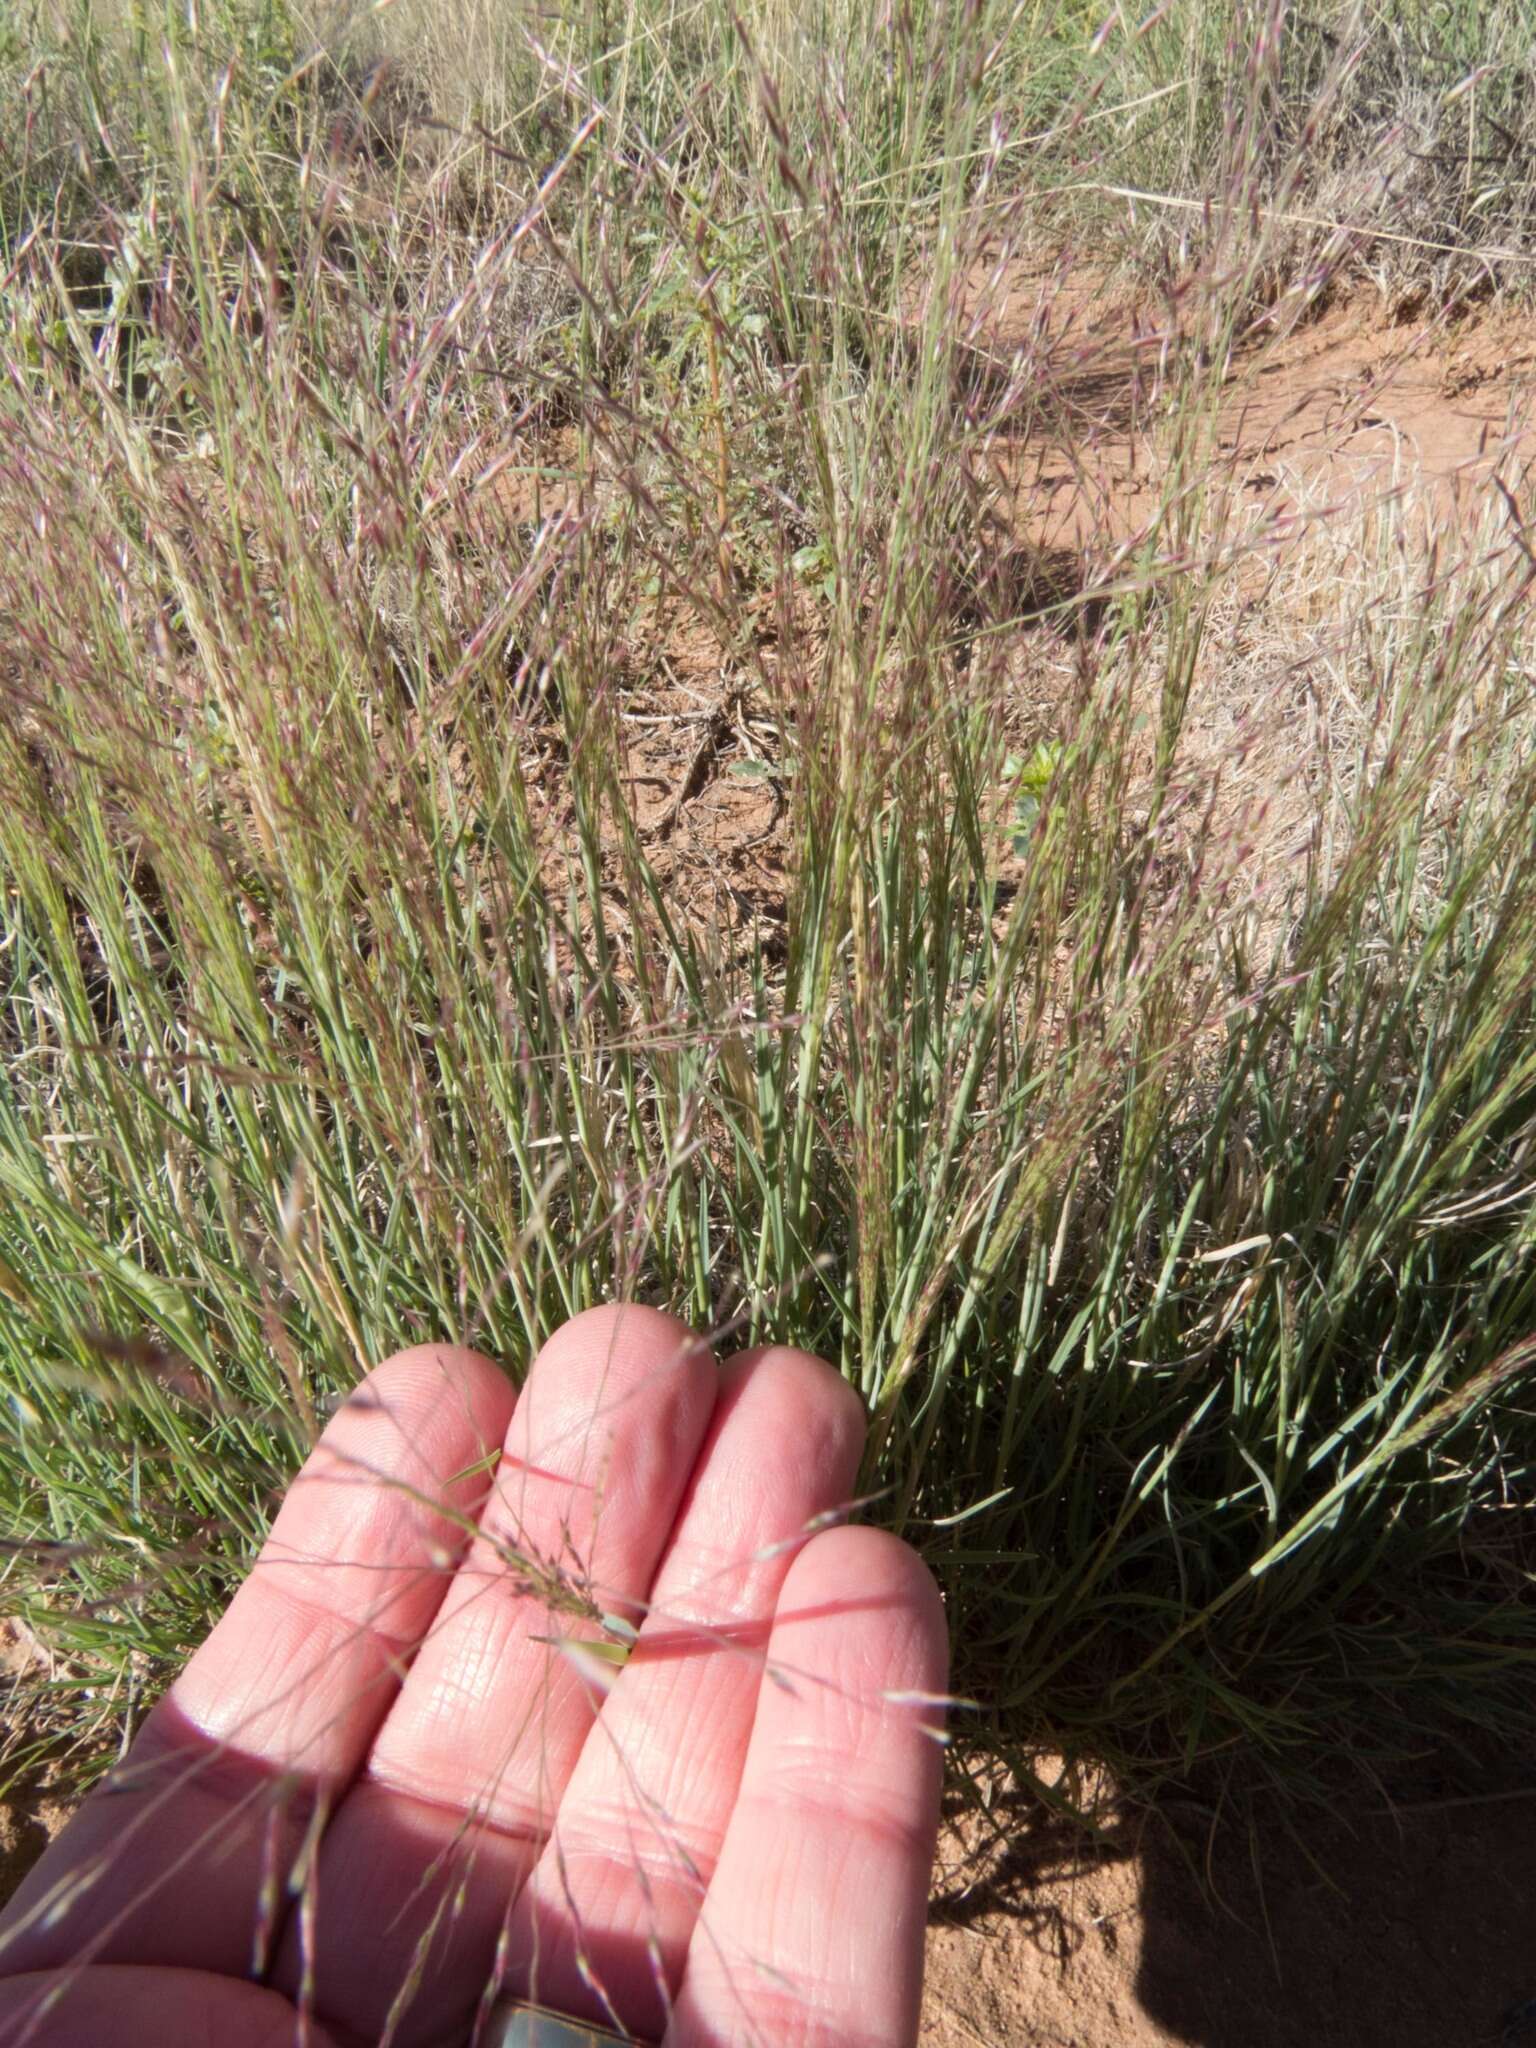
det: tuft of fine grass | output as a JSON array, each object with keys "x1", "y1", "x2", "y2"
[{"x1": 0, "y1": 0, "x2": 1533, "y2": 1833}]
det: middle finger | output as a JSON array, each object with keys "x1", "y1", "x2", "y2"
[{"x1": 500, "y1": 1344, "x2": 866, "y2": 2039}]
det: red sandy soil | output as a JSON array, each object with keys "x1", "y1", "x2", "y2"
[
  {"x1": 919, "y1": 1768, "x2": 1536, "y2": 2047},
  {"x1": 962, "y1": 260, "x2": 1536, "y2": 558}
]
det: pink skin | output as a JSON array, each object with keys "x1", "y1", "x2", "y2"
[{"x1": 0, "y1": 1306, "x2": 947, "y2": 2048}]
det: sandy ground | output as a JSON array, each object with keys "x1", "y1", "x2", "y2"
[
  {"x1": 919, "y1": 1768, "x2": 1536, "y2": 2048},
  {"x1": 959, "y1": 255, "x2": 1536, "y2": 559}
]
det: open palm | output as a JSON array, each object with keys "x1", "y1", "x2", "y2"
[{"x1": 0, "y1": 1306, "x2": 946, "y2": 2047}]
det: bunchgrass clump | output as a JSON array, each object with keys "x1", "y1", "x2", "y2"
[{"x1": 1, "y1": 0, "x2": 1534, "y2": 1831}]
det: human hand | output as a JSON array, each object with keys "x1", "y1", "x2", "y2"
[{"x1": 0, "y1": 1306, "x2": 947, "y2": 2046}]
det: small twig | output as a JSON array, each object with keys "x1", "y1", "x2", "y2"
[
  {"x1": 646, "y1": 699, "x2": 734, "y2": 840},
  {"x1": 1494, "y1": 477, "x2": 1536, "y2": 577}
]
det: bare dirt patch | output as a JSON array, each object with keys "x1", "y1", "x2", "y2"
[
  {"x1": 1216, "y1": 299, "x2": 1536, "y2": 518},
  {"x1": 0, "y1": 1625, "x2": 71, "y2": 1913},
  {"x1": 960, "y1": 257, "x2": 1536, "y2": 572},
  {"x1": 921, "y1": 1767, "x2": 1536, "y2": 2048},
  {"x1": 0, "y1": 1776, "x2": 68, "y2": 1918}
]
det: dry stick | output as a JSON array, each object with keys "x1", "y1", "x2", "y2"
[
  {"x1": 646, "y1": 698, "x2": 736, "y2": 841},
  {"x1": 706, "y1": 312, "x2": 734, "y2": 608},
  {"x1": 1075, "y1": 180, "x2": 1536, "y2": 268}
]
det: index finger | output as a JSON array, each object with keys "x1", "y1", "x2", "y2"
[{"x1": 0, "y1": 1343, "x2": 514, "y2": 1981}]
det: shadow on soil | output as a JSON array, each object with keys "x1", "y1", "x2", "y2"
[
  {"x1": 1136, "y1": 1763, "x2": 1536, "y2": 2048},
  {"x1": 931, "y1": 1754, "x2": 1536, "y2": 2048}
]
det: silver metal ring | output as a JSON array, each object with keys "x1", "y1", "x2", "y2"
[{"x1": 481, "y1": 1999, "x2": 648, "y2": 2046}]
